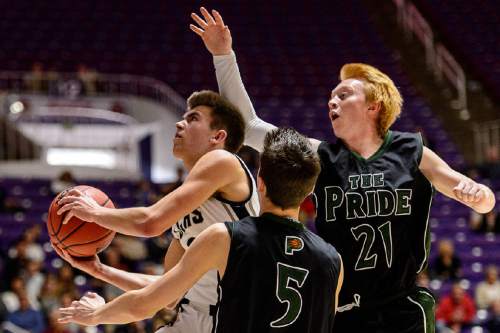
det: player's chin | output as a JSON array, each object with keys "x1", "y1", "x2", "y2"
[{"x1": 172, "y1": 146, "x2": 183, "y2": 158}]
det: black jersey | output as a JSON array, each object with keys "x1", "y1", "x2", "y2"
[
  {"x1": 314, "y1": 130, "x2": 433, "y2": 310},
  {"x1": 214, "y1": 213, "x2": 342, "y2": 333}
]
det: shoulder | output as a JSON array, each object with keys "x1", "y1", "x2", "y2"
[
  {"x1": 304, "y1": 230, "x2": 340, "y2": 260},
  {"x1": 203, "y1": 223, "x2": 231, "y2": 242},
  {"x1": 192, "y1": 150, "x2": 242, "y2": 177},
  {"x1": 388, "y1": 130, "x2": 424, "y2": 167},
  {"x1": 389, "y1": 130, "x2": 423, "y2": 150},
  {"x1": 317, "y1": 139, "x2": 345, "y2": 165},
  {"x1": 198, "y1": 149, "x2": 240, "y2": 168}
]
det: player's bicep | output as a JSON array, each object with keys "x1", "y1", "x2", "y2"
[
  {"x1": 419, "y1": 147, "x2": 462, "y2": 197},
  {"x1": 147, "y1": 152, "x2": 237, "y2": 234}
]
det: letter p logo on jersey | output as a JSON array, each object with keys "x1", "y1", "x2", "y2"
[{"x1": 285, "y1": 236, "x2": 304, "y2": 255}]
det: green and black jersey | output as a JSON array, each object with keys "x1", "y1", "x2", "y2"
[
  {"x1": 214, "y1": 213, "x2": 342, "y2": 333},
  {"x1": 314, "y1": 130, "x2": 433, "y2": 310}
]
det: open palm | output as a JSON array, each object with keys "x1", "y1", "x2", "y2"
[{"x1": 190, "y1": 7, "x2": 232, "y2": 56}]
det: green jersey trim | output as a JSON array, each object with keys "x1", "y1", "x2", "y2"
[
  {"x1": 261, "y1": 213, "x2": 305, "y2": 230},
  {"x1": 350, "y1": 131, "x2": 393, "y2": 162}
]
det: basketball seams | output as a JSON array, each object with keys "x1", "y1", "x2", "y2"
[
  {"x1": 47, "y1": 185, "x2": 115, "y2": 257},
  {"x1": 64, "y1": 230, "x2": 115, "y2": 253},
  {"x1": 55, "y1": 221, "x2": 87, "y2": 244}
]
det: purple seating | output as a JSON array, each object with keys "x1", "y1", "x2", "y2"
[{"x1": 415, "y1": 0, "x2": 500, "y2": 101}]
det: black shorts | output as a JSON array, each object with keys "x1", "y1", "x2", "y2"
[{"x1": 333, "y1": 287, "x2": 436, "y2": 333}]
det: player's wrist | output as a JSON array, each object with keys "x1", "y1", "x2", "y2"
[{"x1": 213, "y1": 49, "x2": 235, "y2": 58}]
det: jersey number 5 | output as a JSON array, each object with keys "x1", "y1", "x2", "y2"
[
  {"x1": 351, "y1": 221, "x2": 393, "y2": 271},
  {"x1": 270, "y1": 263, "x2": 309, "y2": 328}
]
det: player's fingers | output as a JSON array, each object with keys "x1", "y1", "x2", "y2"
[
  {"x1": 58, "y1": 317, "x2": 71, "y2": 324},
  {"x1": 212, "y1": 9, "x2": 225, "y2": 26},
  {"x1": 453, "y1": 181, "x2": 465, "y2": 200},
  {"x1": 189, "y1": 24, "x2": 204, "y2": 36},
  {"x1": 65, "y1": 189, "x2": 84, "y2": 197},
  {"x1": 59, "y1": 247, "x2": 73, "y2": 261},
  {"x1": 58, "y1": 195, "x2": 81, "y2": 205},
  {"x1": 474, "y1": 188, "x2": 484, "y2": 202},
  {"x1": 57, "y1": 202, "x2": 76, "y2": 215},
  {"x1": 62, "y1": 211, "x2": 75, "y2": 225},
  {"x1": 191, "y1": 12, "x2": 208, "y2": 28},
  {"x1": 461, "y1": 182, "x2": 473, "y2": 202},
  {"x1": 51, "y1": 242, "x2": 65, "y2": 257},
  {"x1": 200, "y1": 7, "x2": 216, "y2": 25},
  {"x1": 466, "y1": 186, "x2": 479, "y2": 202}
]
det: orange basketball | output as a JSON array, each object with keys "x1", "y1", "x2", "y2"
[{"x1": 47, "y1": 185, "x2": 115, "y2": 257}]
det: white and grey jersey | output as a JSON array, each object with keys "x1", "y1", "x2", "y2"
[{"x1": 171, "y1": 155, "x2": 260, "y2": 309}]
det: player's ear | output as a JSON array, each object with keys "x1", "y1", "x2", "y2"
[
  {"x1": 210, "y1": 129, "x2": 227, "y2": 145},
  {"x1": 257, "y1": 175, "x2": 266, "y2": 195},
  {"x1": 367, "y1": 101, "x2": 381, "y2": 114}
]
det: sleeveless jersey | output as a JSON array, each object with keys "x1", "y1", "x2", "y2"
[
  {"x1": 214, "y1": 213, "x2": 342, "y2": 333},
  {"x1": 171, "y1": 156, "x2": 260, "y2": 307},
  {"x1": 314, "y1": 130, "x2": 433, "y2": 310}
]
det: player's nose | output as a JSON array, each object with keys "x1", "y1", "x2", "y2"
[
  {"x1": 176, "y1": 120, "x2": 185, "y2": 129},
  {"x1": 328, "y1": 98, "x2": 338, "y2": 111}
]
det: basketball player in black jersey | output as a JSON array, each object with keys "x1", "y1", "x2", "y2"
[
  {"x1": 58, "y1": 127, "x2": 344, "y2": 333},
  {"x1": 190, "y1": 7, "x2": 496, "y2": 333}
]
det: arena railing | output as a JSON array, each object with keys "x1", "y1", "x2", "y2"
[
  {"x1": 0, "y1": 71, "x2": 186, "y2": 164},
  {"x1": 473, "y1": 121, "x2": 500, "y2": 164},
  {"x1": 392, "y1": 0, "x2": 468, "y2": 118},
  {"x1": 0, "y1": 71, "x2": 186, "y2": 114}
]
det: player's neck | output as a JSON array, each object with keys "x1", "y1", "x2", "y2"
[
  {"x1": 343, "y1": 129, "x2": 384, "y2": 159},
  {"x1": 260, "y1": 200, "x2": 300, "y2": 221}
]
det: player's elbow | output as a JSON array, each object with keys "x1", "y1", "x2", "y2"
[{"x1": 140, "y1": 211, "x2": 166, "y2": 237}]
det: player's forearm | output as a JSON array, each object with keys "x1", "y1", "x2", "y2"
[
  {"x1": 214, "y1": 51, "x2": 275, "y2": 152},
  {"x1": 93, "y1": 206, "x2": 154, "y2": 236},
  {"x1": 214, "y1": 51, "x2": 256, "y2": 123},
  {"x1": 92, "y1": 290, "x2": 149, "y2": 325},
  {"x1": 94, "y1": 264, "x2": 161, "y2": 292}
]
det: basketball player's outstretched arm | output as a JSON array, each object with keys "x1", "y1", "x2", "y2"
[
  {"x1": 57, "y1": 150, "x2": 245, "y2": 237},
  {"x1": 58, "y1": 224, "x2": 230, "y2": 326},
  {"x1": 190, "y1": 7, "x2": 321, "y2": 152},
  {"x1": 419, "y1": 147, "x2": 495, "y2": 213},
  {"x1": 52, "y1": 237, "x2": 184, "y2": 295}
]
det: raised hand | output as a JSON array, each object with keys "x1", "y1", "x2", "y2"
[
  {"x1": 52, "y1": 241, "x2": 102, "y2": 276},
  {"x1": 57, "y1": 188, "x2": 102, "y2": 225},
  {"x1": 58, "y1": 292, "x2": 106, "y2": 326},
  {"x1": 190, "y1": 7, "x2": 232, "y2": 56}
]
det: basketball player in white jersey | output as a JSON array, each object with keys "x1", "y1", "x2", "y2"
[{"x1": 54, "y1": 90, "x2": 260, "y2": 332}]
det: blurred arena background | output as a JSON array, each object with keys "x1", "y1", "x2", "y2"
[{"x1": 0, "y1": 1, "x2": 498, "y2": 332}]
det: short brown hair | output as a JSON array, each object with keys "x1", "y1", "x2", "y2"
[
  {"x1": 259, "y1": 128, "x2": 321, "y2": 209},
  {"x1": 187, "y1": 90, "x2": 245, "y2": 153},
  {"x1": 340, "y1": 63, "x2": 403, "y2": 138}
]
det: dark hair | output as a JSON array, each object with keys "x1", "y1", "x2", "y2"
[
  {"x1": 259, "y1": 128, "x2": 321, "y2": 209},
  {"x1": 187, "y1": 90, "x2": 245, "y2": 153}
]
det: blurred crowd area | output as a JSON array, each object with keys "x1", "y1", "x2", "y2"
[{"x1": 0, "y1": 146, "x2": 499, "y2": 333}]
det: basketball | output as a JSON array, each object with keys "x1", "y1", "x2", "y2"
[{"x1": 47, "y1": 185, "x2": 116, "y2": 257}]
